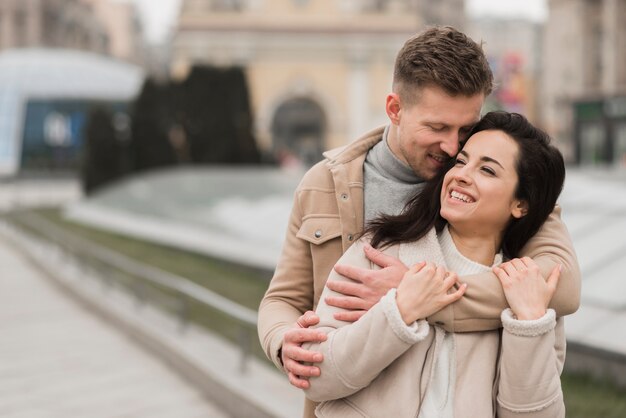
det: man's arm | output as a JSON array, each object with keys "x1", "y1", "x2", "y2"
[
  {"x1": 429, "y1": 205, "x2": 580, "y2": 332},
  {"x1": 326, "y1": 206, "x2": 580, "y2": 332},
  {"x1": 258, "y1": 190, "x2": 320, "y2": 374}
]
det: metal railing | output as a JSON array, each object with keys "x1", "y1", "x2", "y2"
[{"x1": 9, "y1": 212, "x2": 259, "y2": 373}]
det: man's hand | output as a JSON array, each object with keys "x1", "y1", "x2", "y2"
[
  {"x1": 326, "y1": 243, "x2": 412, "y2": 322},
  {"x1": 281, "y1": 311, "x2": 327, "y2": 389}
]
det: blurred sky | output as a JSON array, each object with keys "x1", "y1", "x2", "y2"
[{"x1": 127, "y1": 0, "x2": 547, "y2": 44}]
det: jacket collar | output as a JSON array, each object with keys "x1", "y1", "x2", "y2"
[{"x1": 323, "y1": 126, "x2": 386, "y2": 167}]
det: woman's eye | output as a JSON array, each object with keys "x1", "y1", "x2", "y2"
[
  {"x1": 455, "y1": 159, "x2": 466, "y2": 166},
  {"x1": 481, "y1": 167, "x2": 496, "y2": 175}
]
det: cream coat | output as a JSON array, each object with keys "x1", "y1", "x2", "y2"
[
  {"x1": 257, "y1": 126, "x2": 579, "y2": 418},
  {"x1": 304, "y1": 231, "x2": 566, "y2": 417}
]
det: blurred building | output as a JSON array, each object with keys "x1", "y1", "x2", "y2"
[
  {"x1": 467, "y1": 18, "x2": 543, "y2": 123},
  {"x1": 171, "y1": 0, "x2": 464, "y2": 166},
  {"x1": 81, "y1": 0, "x2": 145, "y2": 65},
  {"x1": 0, "y1": 0, "x2": 109, "y2": 54},
  {"x1": 0, "y1": 0, "x2": 144, "y2": 66},
  {"x1": 420, "y1": 0, "x2": 466, "y2": 29},
  {"x1": 0, "y1": 49, "x2": 144, "y2": 177},
  {"x1": 543, "y1": 0, "x2": 626, "y2": 165}
]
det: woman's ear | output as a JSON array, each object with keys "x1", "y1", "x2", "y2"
[{"x1": 511, "y1": 200, "x2": 528, "y2": 219}]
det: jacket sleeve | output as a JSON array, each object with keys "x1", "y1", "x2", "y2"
[
  {"x1": 257, "y1": 188, "x2": 315, "y2": 370},
  {"x1": 303, "y1": 241, "x2": 430, "y2": 402},
  {"x1": 496, "y1": 310, "x2": 566, "y2": 417},
  {"x1": 429, "y1": 205, "x2": 581, "y2": 332}
]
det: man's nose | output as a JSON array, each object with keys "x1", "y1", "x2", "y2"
[{"x1": 440, "y1": 134, "x2": 460, "y2": 157}]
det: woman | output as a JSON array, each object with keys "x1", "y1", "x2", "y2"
[{"x1": 303, "y1": 112, "x2": 567, "y2": 417}]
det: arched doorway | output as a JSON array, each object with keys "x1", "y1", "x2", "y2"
[{"x1": 271, "y1": 97, "x2": 326, "y2": 167}]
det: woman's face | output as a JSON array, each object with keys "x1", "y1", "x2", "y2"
[{"x1": 440, "y1": 129, "x2": 526, "y2": 236}]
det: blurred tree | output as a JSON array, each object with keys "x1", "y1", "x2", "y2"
[
  {"x1": 124, "y1": 66, "x2": 264, "y2": 178},
  {"x1": 82, "y1": 107, "x2": 125, "y2": 194},
  {"x1": 180, "y1": 65, "x2": 261, "y2": 164},
  {"x1": 130, "y1": 78, "x2": 176, "y2": 171}
]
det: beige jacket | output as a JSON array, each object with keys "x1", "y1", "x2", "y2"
[
  {"x1": 257, "y1": 126, "x2": 580, "y2": 417},
  {"x1": 304, "y1": 231, "x2": 566, "y2": 417}
]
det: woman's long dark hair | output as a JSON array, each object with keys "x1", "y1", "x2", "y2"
[{"x1": 366, "y1": 111, "x2": 565, "y2": 259}]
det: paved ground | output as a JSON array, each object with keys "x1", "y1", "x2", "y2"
[{"x1": 0, "y1": 235, "x2": 230, "y2": 418}]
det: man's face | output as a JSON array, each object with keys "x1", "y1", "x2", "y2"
[{"x1": 386, "y1": 85, "x2": 485, "y2": 180}]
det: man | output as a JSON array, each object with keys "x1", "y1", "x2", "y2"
[{"x1": 258, "y1": 26, "x2": 580, "y2": 418}]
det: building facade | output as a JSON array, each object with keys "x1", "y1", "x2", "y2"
[
  {"x1": 0, "y1": 0, "x2": 143, "y2": 65},
  {"x1": 81, "y1": 0, "x2": 145, "y2": 64},
  {"x1": 0, "y1": 0, "x2": 109, "y2": 54},
  {"x1": 543, "y1": 0, "x2": 626, "y2": 164},
  {"x1": 171, "y1": 0, "x2": 464, "y2": 166}
]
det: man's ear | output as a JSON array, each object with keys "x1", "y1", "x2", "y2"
[
  {"x1": 511, "y1": 200, "x2": 528, "y2": 219},
  {"x1": 386, "y1": 93, "x2": 402, "y2": 125}
]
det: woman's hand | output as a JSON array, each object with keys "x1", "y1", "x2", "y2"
[
  {"x1": 396, "y1": 262, "x2": 467, "y2": 325},
  {"x1": 493, "y1": 257, "x2": 561, "y2": 320}
]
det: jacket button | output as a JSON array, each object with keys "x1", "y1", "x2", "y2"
[
  {"x1": 341, "y1": 193, "x2": 349, "y2": 201},
  {"x1": 347, "y1": 234, "x2": 354, "y2": 241},
  {"x1": 314, "y1": 230, "x2": 322, "y2": 238}
]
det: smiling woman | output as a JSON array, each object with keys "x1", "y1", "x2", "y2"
[
  {"x1": 440, "y1": 130, "x2": 525, "y2": 263},
  {"x1": 368, "y1": 111, "x2": 565, "y2": 260},
  {"x1": 302, "y1": 111, "x2": 571, "y2": 417}
]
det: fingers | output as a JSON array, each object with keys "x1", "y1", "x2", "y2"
[
  {"x1": 325, "y1": 295, "x2": 370, "y2": 311},
  {"x1": 406, "y1": 261, "x2": 436, "y2": 278},
  {"x1": 445, "y1": 281, "x2": 468, "y2": 303},
  {"x1": 325, "y1": 279, "x2": 365, "y2": 298},
  {"x1": 285, "y1": 358, "x2": 321, "y2": 387},
  {"x1": 284, "y1": 328, "x2": 327, "y2": 345},
  {"x1": 283, "y1": 343, "x2": 324, "y2": 364},
  {"x1": 296, "y1": 311, "x2": 319, "y2": 328},
  {"x1": 333, "y1": 263, "x2": 366, "y2": 283},
  {"x1": 442, "y1": 271, "x2": 460, "y2": 290},
  {"x1": 363, "y1": 243, "x2": 406, "y2": 268},
  {"x1": 288, "y1": 371, "x2": 311, "y2": 389},
  {"x1": 519, "y1": 256, "x2": 536, "y2": 269},
  {"x1": 546, "y1": 264, "x2": 562, "y2": 295},
  {"x1": 492, "y1": 265, "x2": 509, "y2": 287},
  {"x1": 333, "y1": 310, "x2": 366, "y2": 322},
  {"x1": 408, "y1": 261, "x2": 427, "y2": 273},
  {"x1": 500, "y1": 261, "x2": 520, "y2": 277},
  {"x1": 509, "y1": 258, "x2": 526, "y2": 271}
]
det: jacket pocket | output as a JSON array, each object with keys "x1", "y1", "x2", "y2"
[
  {"x1": 297, "y1": 215, "x2": 342, "y2": 245},
  {"x1": 316, "y1": 398, "x2": 368, "y2": 417}
]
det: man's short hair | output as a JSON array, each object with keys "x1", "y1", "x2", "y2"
[{"x1": 393, "y1": 26, "x2": 493, "y2": 104}]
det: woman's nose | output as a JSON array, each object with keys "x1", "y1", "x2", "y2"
[{"x1": 454, "y1": 167, "x2": 472, "y2": 184}]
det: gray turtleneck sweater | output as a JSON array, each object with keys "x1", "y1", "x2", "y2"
[{"x1": 363, "y1": 126, "x2": 425, "y2": 223}]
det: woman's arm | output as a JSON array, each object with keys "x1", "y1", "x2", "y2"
[
  {"x1": 497, "y1": 313, "x2": 566, "y2": 417},
  {"x1": 493, "y1": 257, "x2": 565, "y2": 417},
  {"x1": 302, "y1": 240, "x2": 430, "y2": 402},
  {"x1": 429, "y1": 205, "x2": 580, "y2": 332},
  {"x1": 303, "y1": 241, "x2": 465, "y2": 402}
]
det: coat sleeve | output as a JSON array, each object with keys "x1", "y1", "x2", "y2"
[
  {"x1": 257, "y1": 188, "x2": 315, "y2": 370},
  {"x1": 496, "y1": 310, "x2": 566, "y2": 417},
  {"x1": 303, "y1": 240, "x2": 430, "y2": 402},
  {"x1": 429, "y1": 205, "x2": 581, "y2": 332}
]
